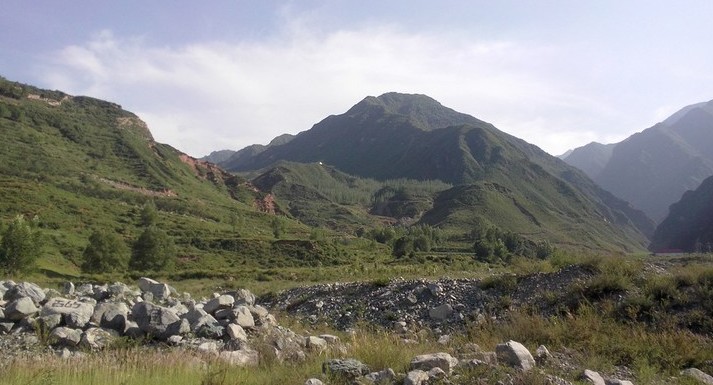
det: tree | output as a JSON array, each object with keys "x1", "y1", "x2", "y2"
[
  {"x1": 271, "y1": 217, "x2": 286, "y2": 239},
  {"x1": 140, "y1": 201, "x2": 158, "y2": 227},
  {"x1": 81, "y1": 230, "x2": 129, "y2": 273},
  {"x1": 130, "y1": 226, "x2": 175, "y2": 271},
  {"x1": 0, "y1": 215, "x2": 42, "y2": 275}
]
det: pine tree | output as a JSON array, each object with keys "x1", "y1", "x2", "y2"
[
  {"x1": 130, "y1": 226, "x2": 175, "y2": 271},
  {"x1": 81, "y1": 230, "x2": 129, "y2": 273},
  {"x1": 0, "y1": 215, "x2": 42, "y2": 275}
]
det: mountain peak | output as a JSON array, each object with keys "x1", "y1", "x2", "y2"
[{"x1": 346, "y1": 92, "x2": 485, "y2": 131}]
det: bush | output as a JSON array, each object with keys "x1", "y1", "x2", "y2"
[
  {"x1": 0, "y1": 215, "x2": 42, "y2": 275},
  {"x1": 81, "y1": 230, "x2": 130, "y2": 273}
]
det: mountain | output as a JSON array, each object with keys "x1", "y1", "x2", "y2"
[
  {"x1": 562, "y1": 100, "x2": 713, "y2": 222},
  {"x1": 559, "y1": 142, "x2": 615, "y2": 180},
  {"x1": 222, "y1": 92, "x2": 653, "y2": 251},
  {"x1": 650, "y1": 173, "x2": 713, "y2": 252},
  {"x1": 201, "y1": 149, "x2": 235, "y2": 164},
  {"x1": 0, "y1": 76, "x2": 346, "y2": 276}
]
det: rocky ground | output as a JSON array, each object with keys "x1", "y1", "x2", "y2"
[{"x1": 1, "y1": 267, "x2": 712, "y2": 385}]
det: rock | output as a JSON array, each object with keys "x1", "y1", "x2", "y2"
[
  {"x1": 536, "y1": 344, "x2": 552, "y2": 363},
  {"x1": 428, "y1": 367, "x2": 447, "y2": 380},
  {"x1": 605, "y1": 380, "x2": 634, "y2": 385},
  {"x1": 204, "y1": 295, "x2": 235, "y2": 314},
  {"x1": 61, "y1": 282, "x2": 75, "y2": 296},
  {"x1": 437, "y1": 334, "x2": 450, "y2": 345},
  {"x1": 167, "y1": 335, "x2": 183, "y2": 345},
  {"x1": 131, "y1": 302, "x2": 187, "y2": 340},
  {"x1": 404, "y1": 370, "x2": 429, "y2": 385},
  {"x1": 92, "y1": 302, "x2": 130, "y2": 332},
  {"x1": 307, "y1": 336, "x2": 328, "y2": 352},
  {"x1": 44, "y1": 288, "x2": 62, "y2": 300},
  {"x1": 219, "y1": 349, "x2": 259, "y2": 366},
  {"x1": 681, "y1": 368, "x2": 713, "y2": 385},
  {"x1": 428, "y1": 303, "x2": 453, "y2": 321},
  {"x1": 582, "y1": 369, "x2": 606, "y2": 385},
  {"x1": 123, "y1": 320, "x2": 143, "y2": 338},
  {"x1": 410, "y1": 352, "x2": 459, "y2": 374},
  {"x1": 198, "y1": 341, "x2": 219, "y2": 354},
  {"x1": 182, "y1": 308, "x2": 208, "y2": 325},
  {"x1": 229, "y1": 288, "x2": 256, "y2": 306},
  {"x1": 194, "y1": 316, "x2": 224, "y2": 339},
  {"x1": 226, "y1": 323, "x2": 248, "y2": 342},
  {"x1": 93, "y1": 284, "x2": 110, "y2": 301},
  {"x1": 48, "y1": 326, "x2": 82, "y2": 347},
  {"x1": 4, "y1": 282, "x2": 46, "y2": 304},
  {"x1": 304, "y1": 379, "x2": 324, "y2": 385},
  {"x1": 37, "y1": 313, "x2": 62, "y2": 331},
  {"x1": 496, "y1": 340, "x2": 535, "y2": 371},
  {"x1": 75, "y1": 284, "x2": 94, "y2": 297},
  {"x1": 0, "y1": 322, "x2": 14, "y2": 333},
  {"x1": 233, "y1": 305, "x2": 255, "y2": 328},
  {"x1": 41, "y1": 298, "x2": 95, "y2": 329},
  {"x1": 323, "y1": 359, "x2": 370, "y2": 379},
  {"x1": 248, "y1": 304, "x2": 270, "y2": 321},
  {"x1": 365, "y1": 368, "x2": 396, "y2": 383},
  {"x1": 137, "y1": 277, "x2": 171, "y2": 300},
  {"x1": 5, "y1": 297, "x2": 39, "y2": 320},
  {"x1": 108, "y1": 282, "x2": 133, "y2": 298},
  {"x1": 80, "y1": 327, "x2": 118, "y2": 350},
  {"x1": 319, "y1": 334, "x2": 339, "y2": 344}
]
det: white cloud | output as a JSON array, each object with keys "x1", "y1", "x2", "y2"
[{"x1": 37, "y1": 23, "x2": 640, "y2": 157}]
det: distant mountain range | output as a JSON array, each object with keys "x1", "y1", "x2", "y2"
[
  {"x1": 212, "y1": 92, "x2": 653, "y2": 252},
  {"x1": 562, "y1": 100, "x2": 713, "y2": 222}
]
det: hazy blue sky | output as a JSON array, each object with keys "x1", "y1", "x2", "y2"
[{"x1": 2, "y1": 1, "x2": 712, "y2": 157}]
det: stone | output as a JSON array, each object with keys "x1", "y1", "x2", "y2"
[
  {"x1": 307, "y1": 336, "x2": 328, "y2": 351},
  {"x1": 323, "y1": 359, "x2": 370, "y2": 379},
  {"x1": 92, "y1": 302, "x2": 130, "y2": 332},
  {"x1": 226, "y1": 323, "x2": 248, "y2": 342},
  {"x1": 4, "y1": 282, "x2": 46, "y2": 304},
  {"x1": 496, "y1": 340, "x2": 536, "y2": 371},
  {"x1": 304, "y1": 379, "x2": 324, "y2": 385},
  {"x1": 0, "y1": 322, "x2": 14, "y2": 333},
  {"x1": 582, "y1": 369, "x2": 606, "y2": 385},
  {"x1": 437, "y1": 334, "x2": 451, "y2": 345},
  {"x1": 108, "y1": 282, "x2": 132, "y2": 298},
  {"x1": 410, "y1": 352, "x2": 459, "y2": 374},
  {"x1": 219, "y1": 348, "x2": 259, "y2": 366},
  {"x1": 365, "y1": 368, "x2": 396, "y2": 383},
  {"x1": 428, "y1": 303, "x2": 453, "y2": 321},
  {"x1": 61, "y1": 282, "x2": 75, "y2": 296},
  {"x1": 229, "y1": 288, "x2": 256, "y2": 306},
  {"x1": 37, "y1": 313, "x2": 62, "y2": 331},
  {"x1": 204, "y1": 294, "x2": 235, "y2": 314},
  {"x1": 605, "y1": 380, "x2": 634, "y2": 385},
  {"x1": 233, "y1": 305, "x2": 255, "y2": 328},
  {"x1": 404, "y1": 370, "x2": 429, "y2": 385},
  {"x1": 536, "y1": 344, "x2": 552, "y2": 363},
  {"x1": 41, "y1": 297, "x2": 95, "y2": 329},
  {"x1": 123, "y1": 320, "x2": 143, "y2": 339},
  {"x1": 80, "y1": 327, "x2": 118, "y2": 350},
  {"x1": 167, "y1": 335, "x2": 183, "y2": 345},
  {"x1": 5, "y1": 297, "x2": 39, "y2": 320},
  {"x1": 75, "y1": 284, "x2": 94, "y2": 296},
  {"x1": 93, "y1": 284, "x2": 110, "y2": 301},
  {"x1": 131, "y1": 301, "x2": 187, "y2": 340},
  {"x1": 428, "y1": 367, "x2": 447, "y2": 380},
  {"x1": 319, "y1": 334, "x2": 339, "y2": 344},
  {"x1": 681, "y1": 368, "x2": 713, "y2": 385},
  {"x1": 138, "y1": 277, "x2": 171, "y2": 300},
  {"x1": 248, "y1": 304, "x2": 270, "y2": 321},
  {"x1": 182, "y1": 308, "x2": 208, "y2": 325},
  {"x1": 198, "y1": 341, "x2": 219, "y2": 354},
  {"x1": 49, "y1": 326, "x2": 82, "y2": 347}
]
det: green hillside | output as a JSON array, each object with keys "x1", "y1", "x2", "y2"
[{"x1": 0, "y1": 77, "x2": 377, "y2": 278}]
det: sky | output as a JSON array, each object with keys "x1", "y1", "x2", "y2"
[{"x1": 2, "y1": 1, "x2": 713, "y2": 158}]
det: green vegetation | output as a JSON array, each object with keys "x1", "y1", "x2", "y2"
[
  {"x1": 81, "y1": 230, "x2": 130, "y2": 273},
  {"x1": 0, "y1": 214, "x2": 42, "y2": 275}
]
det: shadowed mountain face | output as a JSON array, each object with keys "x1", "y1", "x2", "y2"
[
  {"x1": 650, "y1": 173, "x2": 713, "y2": 252},
  {"x1": 224, "y1": 92, "x2": 654, "y2": 251},
  {"x1": 563, "y1": 100, "x2": 713, "y2": 223}
]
